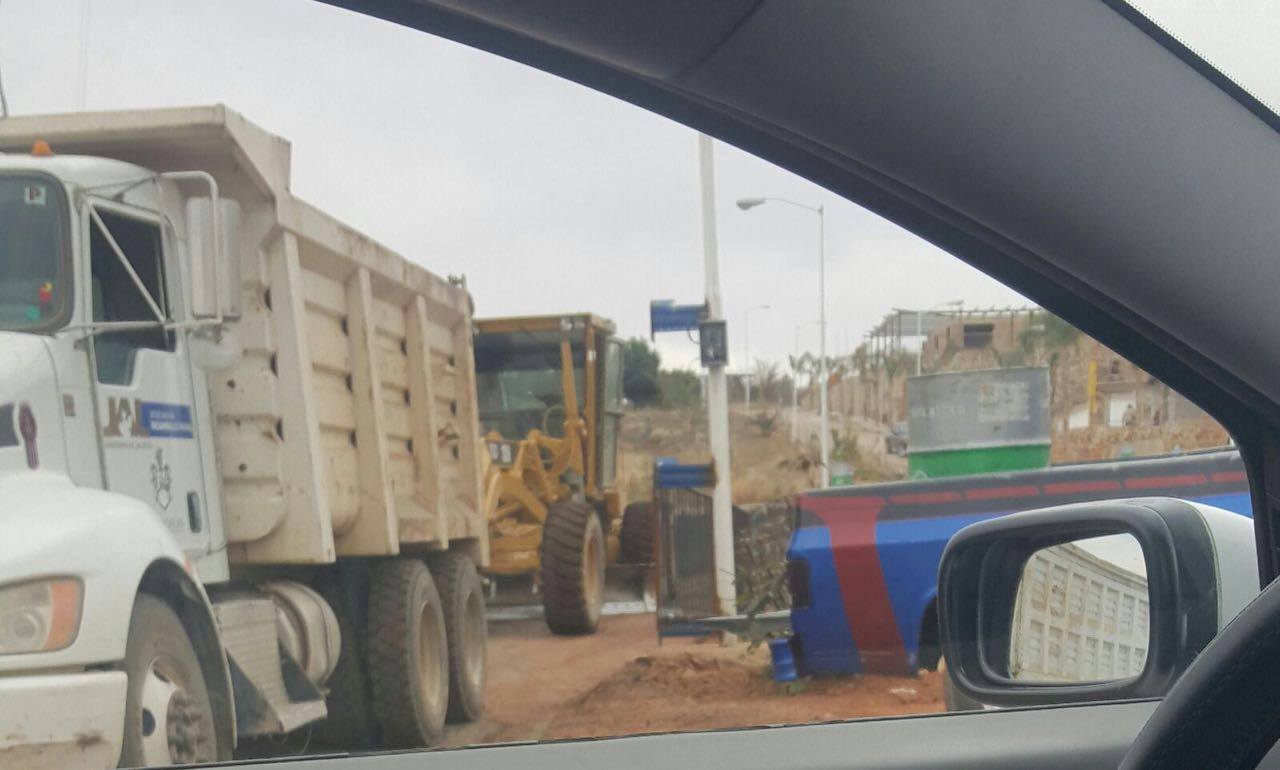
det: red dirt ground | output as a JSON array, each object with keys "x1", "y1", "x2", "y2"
[{"x1": 441, "y1": 613, "x2": 943, "y2": 748}]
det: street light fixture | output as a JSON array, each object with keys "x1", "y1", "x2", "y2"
[
  {"x1": 737, "y1": 196, "x2": 829, "y2": 487},
  {"x1": 743, "y1": 303, "x2": 770, "y2": 409}
]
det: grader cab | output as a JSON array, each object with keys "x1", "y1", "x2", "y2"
[{"x1": 475, "y1": 314, "x2": 653, "y2": 634}]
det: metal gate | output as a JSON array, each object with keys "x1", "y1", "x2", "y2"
[
  {"x1": 653, "y1": 460, "x2": 717, "y2": 637},
  {"x1": 652, "y1": 459, "x2": 792, "y2": 639},
  {"x1": 656, "y1": 485, "x2": 718, "y2": 632}
]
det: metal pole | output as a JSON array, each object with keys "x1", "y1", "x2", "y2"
[
  {"x1": 916, "y1": 309, "x2": 923, "y2": 375},
  {"x1": 0, "y1": 0, "x2": 10, "y2": 118},
  {"x1": 743, "y1": 304, "x2": 768, "y2": 411},
  {"x1": 744, "y1": 308, "x2": 751, "y2": 410},
  {"x1": 791, "y1": 324, "x2": 800, "y2": 443},
  {"x1": 698, "y1": 134, "x2": 736, "y2": 616},
  {"x1": 818, "y1": 205, "x2": 830, "y2": 488},
  {"x1": 76, "y1": 0, "x2": 90, "y2": 110}
]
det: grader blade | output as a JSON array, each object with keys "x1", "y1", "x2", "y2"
[{"x1": 484, "y1": 564, "x2": 655, "y2": 623}]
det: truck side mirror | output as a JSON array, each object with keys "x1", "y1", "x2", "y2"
[
  {"x1": 938, "y1": 497, "x2": 1257, "y2": 708},
  {"x1": 186, "y1": 197, "x2": 243, "y2": 321}
]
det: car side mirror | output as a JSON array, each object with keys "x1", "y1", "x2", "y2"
[{"x1": 938, "y1": 497, "x2": 1257, "y2": 708}]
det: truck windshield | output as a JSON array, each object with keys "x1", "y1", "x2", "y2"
[
  {"x1": 477, "y1": 367, "x2": 582, "y2": 440},
  {"x1": 0, "y1": 176, "x2": 68, "y2": 331}
]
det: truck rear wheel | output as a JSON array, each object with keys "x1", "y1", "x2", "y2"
[
  {"x1": 619, "y1": 501, "x2": 656, "y2": 564},
  {"x1": 120, "y1": 594, "x2": 220, "y2": 768},
  {"x1": 366, "y1": 559, "x2": 450, "y2": 748},
  {"x1": 540, "y1": 500, "x2": 606, "y2": 635},
  {"x1": 430, "y1": 553, "x2": 487, "y2": 723}
]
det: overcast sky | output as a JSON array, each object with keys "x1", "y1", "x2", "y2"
[{"x1": 0, "y1": 1, "x2": 1273, "y2": 372}]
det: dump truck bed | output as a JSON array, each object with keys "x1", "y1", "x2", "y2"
[
  {"x1": 0, "y1": 105, "x2": 486, "y2": 566},
  {"x1": 1009, "y1": 542, "x2": 1149, "y2": 682}
]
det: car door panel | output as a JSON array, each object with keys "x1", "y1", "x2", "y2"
[{"x1": 241, "y1": 701, "x2": 1162, "y2": 769}]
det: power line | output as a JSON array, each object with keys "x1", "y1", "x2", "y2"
[
  {"x1": 76, "y1": 0, "x2": 90, "y2": 109},
  {"x1": 0, "y1": 61, "x2": 8, "y2": 119},
  {"x1": 0, "y1": 0, "x2": 8, "y2": 117}
]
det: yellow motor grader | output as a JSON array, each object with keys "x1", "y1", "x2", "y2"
[{"x1": 475, "y1": 314, "x2": 653, "y2": 634}]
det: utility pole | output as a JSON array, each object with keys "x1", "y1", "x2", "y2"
[
  {"x1": 76, "y1": 0, "x2": 90, "y2": 110},
  {"x1": 791, "y1": 324, "x2": 801, "y2": 443},
  {"x1": 744, "y1": 310, "x2": 751, "y2": 410},
  {"x1": 698, "y1": 134, "x2": 735, "y2": 616},
  {"x1": 743, "y1": 303, "x2": 769, "y2": 410},
  {"x1": 915, "y1": 310, "x2": 923, "y2": 376},
  {"x1": 817, "y1": 204, "x2": 829, "y2": 488}
]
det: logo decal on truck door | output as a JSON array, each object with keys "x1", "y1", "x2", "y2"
[
  {"x1": 103, "y1": 398, "x2": 194, "y2": 439},
  {"x1": 104, "y1": 397, "x2": 145, "y2": 438},
  {"x1": 150, "y1": 448, "x2": 173, "y2": 510}
]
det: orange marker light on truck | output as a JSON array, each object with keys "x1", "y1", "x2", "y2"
[
  {"x1": 44, "y1": 579, "x2": 83, "y2": 651},
  {"x1": 30, "y1": 140, "x2": 53, "y2": 157}
]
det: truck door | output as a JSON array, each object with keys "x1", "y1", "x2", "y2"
[{"x1": 87, "y1": 201, "x2": 210, "y2": 555}]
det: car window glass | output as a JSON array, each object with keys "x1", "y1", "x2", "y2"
[
  {"x1": 89, "y1": 208, "x2": 172, "y2": 384},
  {"x1": 0, "y1": 1, "x2": 1258, "y2": 766}
]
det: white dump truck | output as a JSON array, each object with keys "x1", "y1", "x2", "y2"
[
  {"x1": 0, "y1": 106, "x2": 489, "y2": 768},
  {"x1": 1008, "y1": 540, "x2": 1150, "y2": 682}
]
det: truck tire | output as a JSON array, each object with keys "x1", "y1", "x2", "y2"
[
  {"x1": 366, "y1": 559, "x2": 450, "y2": 748},
  {"x1": 120, "y1": 594, "x2": 220, "y2": 768},
  {"x1": 619, "y1": 501, "x2": 656, "y2": 565},
  {"x1": 310, "y1": 570, "x2": 378, "y2": 751},
  {"x1": 540, "y1": 500, "x2": 606, "y2": 635},
  {"x1": 430, "y1": 552, "x2": 487, "y2": 723}
]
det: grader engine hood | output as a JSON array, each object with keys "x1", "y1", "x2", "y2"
[{"x1": 0, "y1": 332, "x2": 63, "y2": 476}]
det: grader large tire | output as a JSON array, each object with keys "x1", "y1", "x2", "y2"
[
  {"x1": 366, "y1": 559, "x2": 451, "y2": 748},
  {"x1": 430, "y1": 552, "x2": 487, "y2": 723},
  {"x1": 119, "y1": 594, "x2": 221, "y2": 768},
  {"x1": 540, "y1": 500, "x2": 606, "y2": 635},
  {"x1": 310, "y1": 569, "x2": 378, "y2": 751},
  {"x1": 619, "y1": 501, "x2": 656, "y2": 565}
]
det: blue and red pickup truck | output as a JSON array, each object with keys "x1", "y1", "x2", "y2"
[{"x1": 785, "y1": 449, "x2": 1250, "y2": 676}]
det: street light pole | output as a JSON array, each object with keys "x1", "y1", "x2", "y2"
[
  {"x1": 737, "y1": 196, "x2": 830, "y2": 486},
  {"x1": 743, "y1": 304, "x2": 769, "y2": 410},
  {"x1": 699, "y1": 134, "x2": 736, "y2": 617},
  {"x1": 791, "y1": 324, "x2": 801, "y2": 443},
  {"x1": 817, "y1": 205, "x2": 829, "y2": 488}
]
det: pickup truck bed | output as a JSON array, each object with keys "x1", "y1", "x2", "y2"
[{"x1": 786, "y1": 449, "x2": 1248, "y2": 676}]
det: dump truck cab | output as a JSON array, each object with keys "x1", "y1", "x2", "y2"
[
  {"x1": 0, "y1": 149, "x2": 238, "y2": 582},
  {"x1": 0, "y1": 137, "x2": 246, "y2": 768}
]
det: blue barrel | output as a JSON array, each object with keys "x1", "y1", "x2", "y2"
[{"x1": 768, "y1": 637, "x2": 798, "y2": 682}]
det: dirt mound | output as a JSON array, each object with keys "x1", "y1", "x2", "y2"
[
  {"x1": 579, "y1": 652, "x2": 775, "y2": 703},
  {"x1": 541, "y1": 646, "x2": 945, "y2": 740}
]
